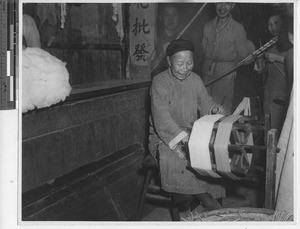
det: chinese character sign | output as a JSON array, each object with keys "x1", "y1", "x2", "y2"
[{"x1": 130, "y1": 3, "x2": 156, "y2": 66}]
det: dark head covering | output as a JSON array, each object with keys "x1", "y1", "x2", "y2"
[{"x1": 166, "y1": 39, "x2": 194, "y2": 57}]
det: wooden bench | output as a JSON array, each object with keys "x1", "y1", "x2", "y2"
[{"x1": 22, "y1": 143, "x2": 145, "y2": 221}]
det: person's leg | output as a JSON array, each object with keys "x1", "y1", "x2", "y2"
[
  {"x1": 172, "y1": 193, "x2": 192, "y2": 211},
  {"x1": 194, "y1": 192, "x2": 221, "y2": 211},
  {"x1": 171, "y1": 193, "x2": 193, "y2": 220}
]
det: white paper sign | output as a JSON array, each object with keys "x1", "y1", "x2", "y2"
[{"x1": 129, "y1": 3, "x2": 156, "y2": 66}]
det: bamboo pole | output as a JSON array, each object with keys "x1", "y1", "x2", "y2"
[
  {"x1": 204, "y1": 36, "x2": 278, "y2": 87},
  {"x1": 151, "y1": 3, "x2": 208, "y2": 72}
]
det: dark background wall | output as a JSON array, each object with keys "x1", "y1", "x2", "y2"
[{"x1": 23, "y1": 3, "x2": 125, "y2": 85}]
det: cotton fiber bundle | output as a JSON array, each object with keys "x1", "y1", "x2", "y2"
[{"x1": 22, "y1": 48, "x2": 72, "y2": 113}]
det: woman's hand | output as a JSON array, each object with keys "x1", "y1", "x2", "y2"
[
  {"x1": 181, "y1": 135, "x2": 189, "y2": 144},
  {"x1": 211, "y1": 105, "x2": 225, "y2": 115},
  {"x1": 175, "y1": 143, "x2": 188, "y2": 160},
  {"x1": 176, "y1": 146, "x2": 186, "y2": 159},
  {"x1": 175, "y1": 135, "x2": 189, "y2": 160}
]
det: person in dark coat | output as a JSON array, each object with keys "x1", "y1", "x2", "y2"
[{"x1": 260, "y1": 11, "x2": 293, "y2": 134}]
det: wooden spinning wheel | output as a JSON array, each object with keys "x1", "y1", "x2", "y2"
[{"x1": 188, "y1": 114, "x2": 278, "y2": 209}]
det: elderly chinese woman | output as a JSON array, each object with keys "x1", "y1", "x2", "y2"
[{"x1": 148, "y1": 39, "x2": 225, "y2": 213}]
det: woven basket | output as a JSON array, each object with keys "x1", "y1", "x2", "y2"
[{"x1": 183, "y1": 207, "x2": 293, "y2": 221}]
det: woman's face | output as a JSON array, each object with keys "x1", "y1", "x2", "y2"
[
  {"x1": 268, "y1": 15, "x2": 283, "y2": 36},
  {"x1": 168, "y1": 50, "x2": 194, "y2": 80}
]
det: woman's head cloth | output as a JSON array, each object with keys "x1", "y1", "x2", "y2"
[{"x1": 166, "y1": 39, "x2": 194, "y2": 57}]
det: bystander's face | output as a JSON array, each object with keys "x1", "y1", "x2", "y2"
[
  {"x1": 268, "y1": 15, "x2": 283, "y2": 36},
  {"x1": 161, "y1": 6, "x2": 178, "y2": 32},
  {"x1": 215, "y1": 3, "x2": 234, "y2": 18},
  {"x1": 168, "y1": 50, "x2": 194, "y2": 80}
]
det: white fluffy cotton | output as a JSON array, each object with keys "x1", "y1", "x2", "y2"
[{"x1": 22, "y1": 48, "x2": 72, "y2": 113}]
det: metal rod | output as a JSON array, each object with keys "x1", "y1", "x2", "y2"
[
  {"x1": 213, "y1": 123, "x2": 264, "y2": 131},
  {"x1": 208, "y1": 144, "x2": 267, "y2": 152},
  {"x1": 176, "y1": 3, "x2": 207, "y2": 39}
]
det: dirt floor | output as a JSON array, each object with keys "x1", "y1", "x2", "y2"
[{"x1": 142, "y1": 182, "x2": 264, "y2": 221}]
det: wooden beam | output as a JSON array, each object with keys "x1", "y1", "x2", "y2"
[
  {"x1": 264, "y1": 114, "x2": 271, "y2": 145},
  {"x1": 66, "y1": 80, "x2": 151, "y2": 103},
  {"x1": 48, "y1": 42, "x2": 123, "y2": 50},
  {"x1": 264, "y1": 129, "x2": 278, "y2": 209},
  {"x1": 211, "y1": 143, "x2": 267, "y2": 152}
]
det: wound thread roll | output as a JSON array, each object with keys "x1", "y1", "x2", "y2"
[{"x1": 188, "y1": 114, "x2": 224, "y2": 178}]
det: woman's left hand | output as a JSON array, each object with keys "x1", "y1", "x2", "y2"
[{"x1": 211, "y1": 105, "x2": 225, "y2": 115}]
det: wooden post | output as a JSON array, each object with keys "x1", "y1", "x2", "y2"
[
  {"x1": 264, "y1": 129, "x2": 278, "y2": 209},
  {"x1": 264, "y1": 114, "x2": 270, "y2": 146}
]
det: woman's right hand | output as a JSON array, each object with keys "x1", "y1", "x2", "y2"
[
  {"x1": 181, "y1": 135, "x2": 189, "y2": 144},
  {"x1": 175, "y1": 143, "x2": 188, "y2": 160}
]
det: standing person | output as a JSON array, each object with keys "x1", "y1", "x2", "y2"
[
  {"x1": 285, "y1": 17, "x2": 293, "y2": 93},
  {"x1": 151, "y1": 4, "x2": 181, "y2": 77},
  {"x1": 202, "y1": 2, "x2": 255, "y2": 115},
  {"x1": 23, "y1": 14, "x2": 41, "y2": 49},
  {"x1": 149, "y1": 39, "x2": 225, "y2": 215},
  {"x1": 260, "y1": 11, "x2": 292, "y2": 134}
]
